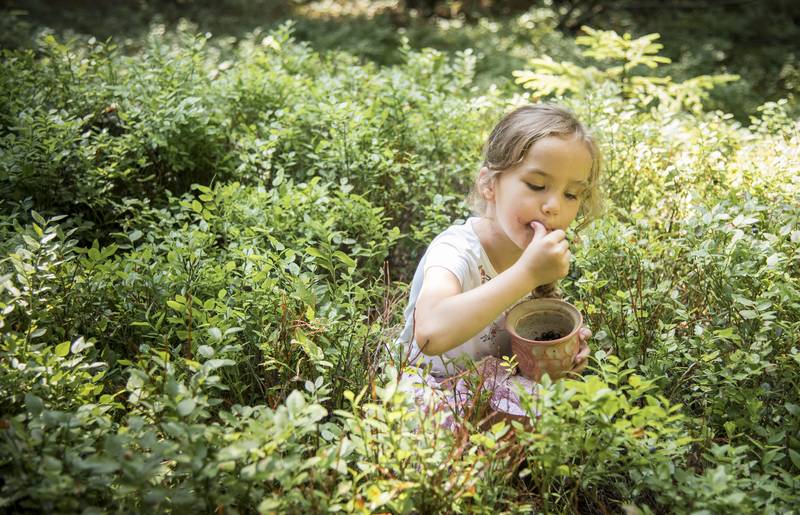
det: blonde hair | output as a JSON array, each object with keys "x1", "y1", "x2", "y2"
[{"x1": 470, "y1": 104, "x2": 604, "y2": 232}]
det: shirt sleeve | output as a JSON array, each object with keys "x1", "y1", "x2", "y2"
[{"x1": 422, "y1": 234, "x2": 471, "y2": 288}]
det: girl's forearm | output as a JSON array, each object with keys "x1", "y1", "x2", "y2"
[{"x1": 415, "y1": 264, "x2": 538, "y2": 356}]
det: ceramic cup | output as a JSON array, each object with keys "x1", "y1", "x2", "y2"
[{"x1": 505, "y1": 298, "x2": 583, "y2": 382}]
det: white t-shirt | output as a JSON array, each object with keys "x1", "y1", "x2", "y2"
[{"x1": 397, "y1": 217, "x2": 530, "y2": 376}]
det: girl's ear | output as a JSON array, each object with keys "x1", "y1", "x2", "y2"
[{"x1": 478, "y1": 166, "x2": 496, "y2": 201}]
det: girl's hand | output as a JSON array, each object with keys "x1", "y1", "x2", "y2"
[
  {"x1": 518, "y1": 221, "x2": 571, "y2": 288},
  {"x1": 569, "y1": 327, "x2": 592, "y2": 375}
]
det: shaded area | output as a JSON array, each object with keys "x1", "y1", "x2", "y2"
[{"x1": 2, "y1": 0, "x2": 799, "y2": 118}]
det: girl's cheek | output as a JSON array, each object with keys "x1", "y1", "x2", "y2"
[{"x1": 565, "y1": 207, "x2": 580, "y2": 225}]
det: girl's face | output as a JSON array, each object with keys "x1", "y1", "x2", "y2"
[{"x1": 482, "y1": 134, "x2": 593, "y2": 250}]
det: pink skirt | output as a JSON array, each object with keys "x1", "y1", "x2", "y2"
[{"x1": 400, "y1": 356, "x2": 539, "y2": 430}]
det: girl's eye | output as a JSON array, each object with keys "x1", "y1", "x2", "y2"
[{"x1": 526, "y1": 182, "x2": 581, "y2": 199}]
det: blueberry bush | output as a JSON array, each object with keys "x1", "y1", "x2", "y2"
[{"x1": 1, "y1": 10, "x2": 798, "y2": 514}]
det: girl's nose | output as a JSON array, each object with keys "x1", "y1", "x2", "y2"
[{"x1": 542, "y1": 195, "x2": 560, "y2": 216}]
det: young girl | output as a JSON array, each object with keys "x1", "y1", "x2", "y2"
[{"x1": 397, "y1": 104, "x2": 602, "y2": 422}]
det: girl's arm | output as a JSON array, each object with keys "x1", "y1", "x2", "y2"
[
  {"x1": 414, "y1": 222, "x2": 570, "y2": 355},
  {"x1": 413, "y1": 263, "x2": 540, "y2": 356}
]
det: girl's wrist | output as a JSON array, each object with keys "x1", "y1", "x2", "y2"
[{"x1": 507, "y1": 261, "x2": 543, "y2": 293}]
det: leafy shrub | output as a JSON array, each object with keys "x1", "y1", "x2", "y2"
[
  {"x1": 514, "y1": 355, "x2": 691, "y2": 512},
  {"x1": 1, "y1": 14, "x2": 799, "y2": 514},
  {"x1": 1, "y1": 22, "x2": 501, "y2": 277}
]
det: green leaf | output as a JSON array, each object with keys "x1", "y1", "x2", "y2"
[
  {"x1": 83, "y1": 458, "x2": 120, "y2": 474},
  {"x1": 713, "y1": 328, "x2": 736, "y2": 339},
  {"x1": 740, "y1": 310, "x2": 759, "y2": 320},
  {"x1": 167, "y1": 300, "x2": 184, "y2": 312},
  {"x1": 259, "y1": 499, "x2": 281, "y2": 512},
  {"x1": 22, "y1": 234, "x2": 40, "y2": 250},
  {"x1": 71, "y1": 336, "x2": 91, "y2": 354},
  {"x1": 177, "y1": 398, "x2": 196, "y2": 417},
  {"x1": 208, "y1": 327, "x2": 222, "y2": 342},
  {"x1": 333, "y1": 251, "x2": 356, "y2": 269},
  {"x1": 126, "y1": 371, "x2": 146, "y2": 391},
  {"x1": 766, "y1": 253, "x2": 782, "y2": 268},
  {"x1": 306, "y1": 247, "x2": 324, "y2": 259},
  {"x1": 286, "y1": 390, "x2": 305, "y2": 414},
  {"x1": 129, "y1": 229, "x2": 143, "y2": 242},
  {"x1": 204, "y1": 359, "x2": 235, "y2": 371},
  {"x1": 100, "y1": 244, "x2": 118, "y2": 259},
  {"x1": 25, "y1": 393, "x2": 44, "y2": 415},
  {"x1": 31, "y1": 210, "x2": 46, "y2": 226},
  {"x1": 55, "y1": 341, "x2": 71, "y2": 357},
  {"x1": 789, "y1": 448, "x2": 800, "y2": 469}
]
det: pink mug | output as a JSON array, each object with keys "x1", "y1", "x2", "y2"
[{"x1": 506, "y1": 298, "x2": 583, "y2": 382}]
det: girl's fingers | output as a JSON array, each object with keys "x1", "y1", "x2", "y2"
[
  {"x1": 573, "y1": 334, "x2": 590, "y2": 365},
  {"x1": 571, "y1": 359, "x2": 588, "y2": 374},
  {"x1": 567, "y1": 329, "x2": 592, "y2": 375},
  {"x1": 574, "y1": 344, "x2": 590, "y2": 363},
  {"x1": 566, "y1": 355, "x2": 588, "y2": 376}
]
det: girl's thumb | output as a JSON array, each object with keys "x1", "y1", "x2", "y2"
[{"x1": 530, "y1": 221, "x2": 547, "y2": 240}]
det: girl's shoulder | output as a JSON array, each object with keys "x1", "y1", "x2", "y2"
[
  {"x1": 423, "y1": 217, "x2": 491, "y2": 282},
  {"x1": 429, "y1": 217, "x2": 481, "y2": 249},
  {"x1": 426, "y1": 217, "x2": 483, "y2": 260}
]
